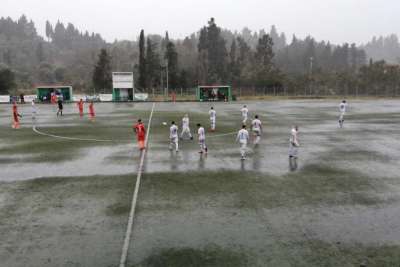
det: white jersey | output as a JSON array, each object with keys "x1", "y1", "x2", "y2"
[
  {"x1": 237, "y1": 129, "x2": 249, "y2": 144},
  {"x1": 198, "y1": 127, "x2": 206, "y2": 140},
  {"x1": 241, "y1": 107, "x2": 249, "y2": 117},
  {"x1": 339, "y1": 103, "x2": 347, "y2": 113},
  {"x1": 252, "y1": 119, "x2": 262, "y2": 131},
  {"x1": 182, "y1": 117, "x2": 189, "y2": 128},
  {"x1": 209, "y1": 109, "x2": 216, "y2": 120},
  {"x1": 170, "y1": 125, "x2": 178, "y2": 138},
  {"x1": 31, "y1": 101, "x2": 37, "y2": 113},
  {"x1": 290, "y1": 128, "x2": 299, "y2": 146}
]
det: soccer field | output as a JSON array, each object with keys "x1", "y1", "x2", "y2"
[{"x1": 1, "y1": 100, "x2": 400, "y2": 267}]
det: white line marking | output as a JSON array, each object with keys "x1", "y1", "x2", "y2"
[
  {"x1": 33, "y1": 122, "x2": 235, "y2": 142},
  {"x1": 208, "y1": 131, "x2": 237, "y2": 138},
  {"x1": 33, "y1": 125, "x2": 116, "y2": 142},
  {"x1": 119, "y1": 102, "x2": 155, "y2": 267}
]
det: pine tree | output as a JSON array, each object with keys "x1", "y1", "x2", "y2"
[
  {"x1": 178, "y1": 70, "x2": 188, "y2": 89},
  {"x1": 236, "y1": 37, "x2": 252, "y2": 86},
  {"x1": 197, "y1": 18, "x2": 227, "y2": 84},
  {"x1": 0, "y1": 68, "x2": 16, "y2": 94},
  {"x1": 197, "y1": 27, "x2": 208, "y2": 84},
  {"x1": 228, "y1": 38, "x2": 238, "y2": 84},
  {"x1": 304, "y1": 38, "x2": 316, "y2": 72},
  {"x1": 146, "y1": 37, "x2": 160, "y2": 89},
  {"x1": 92, "y1": 49, "x2": 112, "y2": 93},
  {"x1": 138, "y1": 30, "x2": 147, "y2": 90},
  {"x1": 206, "y1": 18, "x2": 227, "y2": 83},
  {"x1": 254, "y1": 34, "x2": 275, "y2": 87},
  {"x1": 53, "y1": 21, "x2": 66, "y2": 48},
  {"x1": 36, "y1": 42, "x2": 45, "y2": 62},
  {"x1": 165, "y1": 41, "x2": 179, "y2": 89}
]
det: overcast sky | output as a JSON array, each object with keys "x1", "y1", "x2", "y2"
[{"x1": 2, "y1": 0, "x2": 399, "y2": 44}]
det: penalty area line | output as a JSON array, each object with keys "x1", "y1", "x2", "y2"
[{"x1": 119, "y1": 102, "x2": 155, "y2": 267}]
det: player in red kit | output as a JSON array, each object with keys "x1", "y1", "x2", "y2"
[
  {"x1": 88, "y1": 101, "x2": 95, "y2": 121},
  {"x1": 133, "y1": 119, "x2": 146, "y2": 150},
  {"x1": 77, "y1": 99, "x2": 84, "y2": 117},
  {"x1": 51, "y1": 93, "x2": 57, "y2": 105},
  {"x1": 12, "y1": 102, "x2": 22, "y2": 129}
]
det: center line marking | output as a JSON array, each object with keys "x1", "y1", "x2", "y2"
[{"x1": 119, "y1": 102, "x2": 155, "y2": 267}]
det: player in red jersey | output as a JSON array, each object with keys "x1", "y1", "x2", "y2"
[
  {"x1": 88, "y1": 101, "x2": 95, "y2": 121},
  {"x1": 51, "y1": 93, "x2": 57, "y2": 105},
  {"x1": 77, "y1": 99, "x2": 84, "y2": 117},
  {"x1": 133, "y1": 119, "x2": 146, "y2": 150},
  {"x1": 12, "y1": 102, "x2": 22, "y2": 129}
]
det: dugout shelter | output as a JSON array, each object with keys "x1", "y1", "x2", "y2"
[
  {"x1": 196, "y1": 85, "x2": 232, "y2": 101},
  {"x1": 36, "y1": 85, "x2": 73, "y2": 102}
]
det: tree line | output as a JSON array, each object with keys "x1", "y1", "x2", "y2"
[{"x1": 1, "y1": 15, "x2": 400, "y2": 97}]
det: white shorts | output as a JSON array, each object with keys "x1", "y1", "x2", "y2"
[{"x1": 253, "y1": 129, "x2": 261, "y2": 136}]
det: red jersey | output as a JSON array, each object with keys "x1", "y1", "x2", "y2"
[
  {"x1": 51, "y1": 94, "x2": 57, "y2": 104},
  {"x1": 13, "y1": 104, "x2": 19, "y2": 122},
  {"x1": 77, "y1": 101, "x2": 84, "y2": 111},
  {"x1": 134, "y1": 123, "x2": 146, "y2": 139},
  {"x1": 89, "y1": 103, "x2": 95, "y2": 116}
]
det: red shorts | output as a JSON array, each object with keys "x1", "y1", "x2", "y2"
[{"x1": 137, "y1": 136, "x2": 145, "y2": 149}]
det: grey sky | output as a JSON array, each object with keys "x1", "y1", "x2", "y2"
[{"x1": 2, "y1": 0, "x2": 399, "y2": 44}]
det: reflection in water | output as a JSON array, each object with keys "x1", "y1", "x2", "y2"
[
  {"x1": 134, "y1": 149, "x2": 146, "y2": 172},
  {"x1": 241, "y1": 159, "x2": 246, "y2": 171},
  {"x1": 198, "y1": 153, "x2": 206, "y2": 170},
  {"x1": 170, "y1": 150, "x2": 178, "y2": 171},
  {"x1": 252, "y1": 146, "x2": 261, "y2": 170},
  {"x1": 289, "y1": 157, "x2": 298, "y2": 172}
]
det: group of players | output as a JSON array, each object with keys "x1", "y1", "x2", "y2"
[
  {"x1": 161, "y1": 105, "x2": 264, "y2": 160},
  {"x1": 10, "y1": 98, "x2": 97, "y2": 130},
  {"x1": 134, "y1": 100, "x2": 348, "y2": 160},
  {"x1": 11, "y1": 98, "x2": 348, "y2": 160},
  {"x1": 55, "y1": 98, "x2": 96, "y2": 120}
]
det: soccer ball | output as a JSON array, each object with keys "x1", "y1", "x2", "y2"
[{"x1": 162, "y1": 122, "x2": 167, "y2": 125}]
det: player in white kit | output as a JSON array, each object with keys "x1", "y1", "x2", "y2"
[
  {"x1": 251, "y1": 115, "x2": 262, "y2": 145},
  {"x1": 338, "y1": 100, "x2": 347, "y2": 128},
  {"x1": 180, "y1": 114, "x2": 193, "y2": 140},
  {"x1": 209, "y1": 107, "x2": 216, "y2": 131},
  {"x1": 236, "y1": 125, "x2": 250, "y2": 160},
  {"x1": 169, "y1": 121, "x2": 179, "y2": 152},
  {"x1": 289, "y1": 126, "x2": 300, "y2": 158},
  {"x1": 241, "y1": 105, "x2": 249, "y2": 124},
  {"x1": 31, "y1": 99, "x2": 37, "y2": 121},
  {"x1": 197, "y1": 123, "x2": 208, "y2": 154}
]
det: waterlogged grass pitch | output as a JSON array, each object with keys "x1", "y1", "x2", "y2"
[{"x1": 1, "y1": 100, "x2": 400, "y2": 267}]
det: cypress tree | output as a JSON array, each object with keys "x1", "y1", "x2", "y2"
[
  {"x1": 138, "y1": 30, "x2": 147, "y2": 90},
  {"x1": 165, "y1": 41, "x2": 178, "y2": 89}
]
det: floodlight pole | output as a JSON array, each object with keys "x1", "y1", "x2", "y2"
[
  {"x1": 160, "y1": 68, "x2": 163, "y2": 95},
  {"x1": 166, "y1": 59, "x2": 169, "y2": 98},
  {"x1": 309, "y1": 57, "x2": 313, "y2": 96}
]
